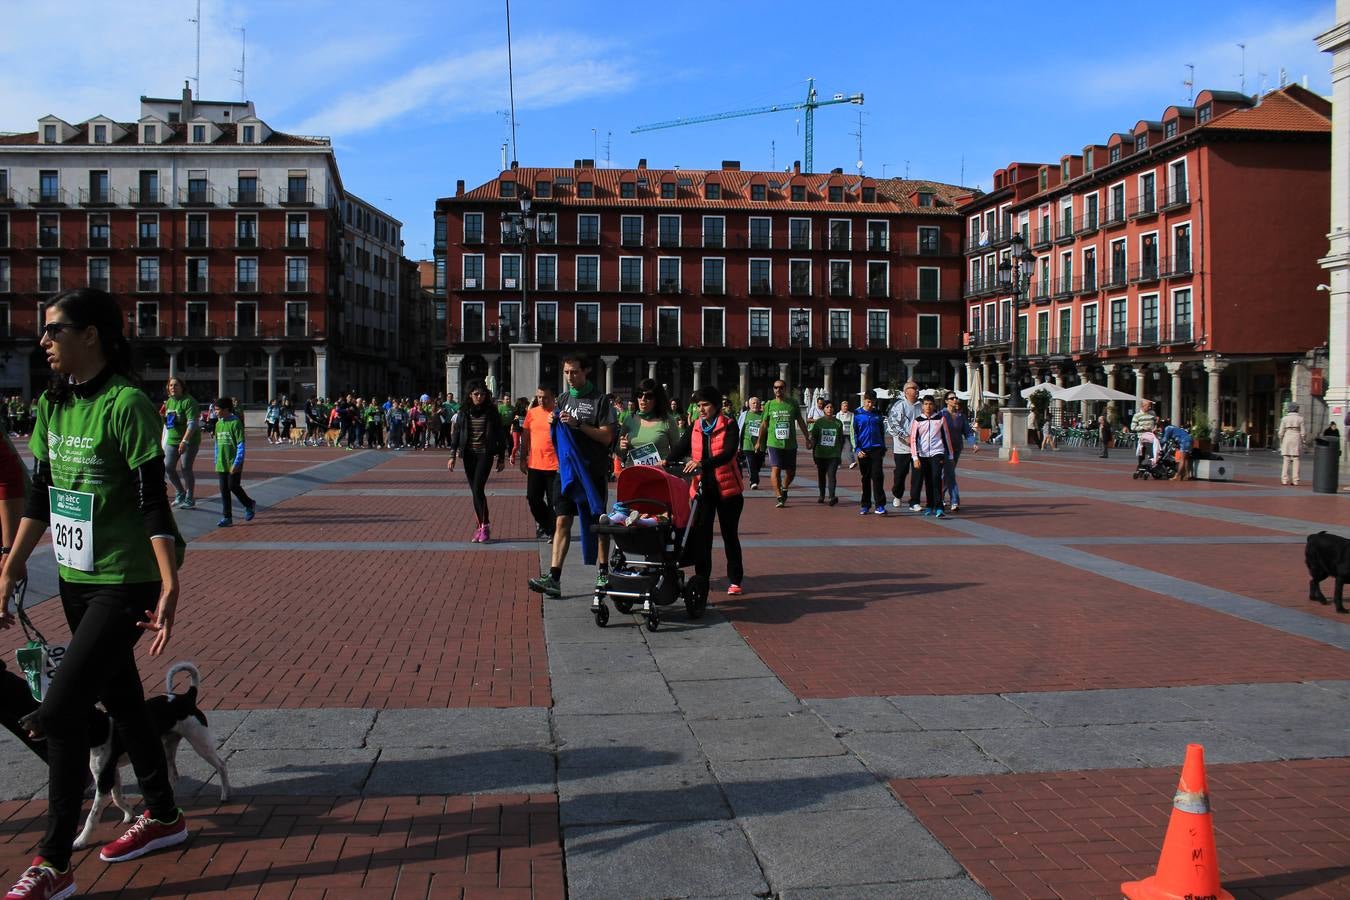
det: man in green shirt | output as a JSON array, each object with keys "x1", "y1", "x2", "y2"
[
  {"x1": 738, "y1": 396, "x2": 766, "y2": 489},
  {"x1": 162, "y1": 377, "x2": 201, "y2": 509},
  {"x1": 809, "y1": 399, "x2": 843, "y2": 506},
  {"x1": 755, "y1": 379, "x2": 813, "y2": 507}
]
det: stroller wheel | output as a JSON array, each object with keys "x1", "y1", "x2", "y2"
[
  {"x1": 594, "y1": 604, "x2": 609, "y2": 627},
  {"x1": 614, "y1": 598, "x2": 634, "y2": 614},
  {"x1": 684, "y1": 575, "x2": 709, "y2": 620},
  {"x1": 645, "y1": 610, "x2": 660, "y2": 631}
]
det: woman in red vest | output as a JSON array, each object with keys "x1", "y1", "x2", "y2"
[{"x1": 675, "y1": 385, "x2": 745, "y2": 596}]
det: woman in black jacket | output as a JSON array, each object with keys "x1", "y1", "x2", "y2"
[{"x1": 447, "y1": 380, "x2": 506, "y2": 542}]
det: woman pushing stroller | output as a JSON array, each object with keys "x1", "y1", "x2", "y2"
[{"x1": 671, "y1": 386, "x2": 745, "y2": 597}]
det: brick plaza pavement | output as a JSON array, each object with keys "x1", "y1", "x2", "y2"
[{"x1": 0, "y1": 436, "x2": 1343, "y2": 898}]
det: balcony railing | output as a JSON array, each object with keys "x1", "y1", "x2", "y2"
[
  {"x1": 285, "y1": 234, "x2": 311, "y2": 249},
  {"x1": 966, "y1": 326, "x2": 1010, "y2": 349},
  {"x1": 1052, "y1": 276, "x2": 1074, "y2": 299},
  {"x1": 576, "y1": 279, "x2": 599, "y2": 292},
  {"x1": 0, "y1": 186, "x2": 14, "y2": 206},
  {"x1": 789, "y1": 279, "x2": 811, "y2": 296},
  {"x1": 1104, "y1": 330, "x2": 1128, "y2": 350},
  {"x1": 620, "y1": 235, "x2": 642, "y2": 248},
  {"x1": 750, "y1": 280, "x2": 772, "y2": 295},
  {"x1": 658, "y1": 281, "x2": 681, "y2": 294},
  {"x1": 137, "y1": 234, "x2": 160, "y2": 249},
  {"x1": 1130, "y1": 325, "x2": 1161, "y2": 347},
  {"x1": 749, "y1": 237, "x2": 771, "y2": 250},
  {"x1": 30, "y1": 188, "x2": 69, "y2": 207},
  {"x1": 577, "y1": 232, "x2": 600, "y2": 246},
  {"x1": 233, "y1": 279, "x2": 260, "y2": 294},
  {"x1": 789, "y1": 237, "x2": 810, "y2": 251},
  {"x1": 78, "y1": 187, "x2": 116, "y2": 207},
  {"x1": 186, "y1": 276, "x2": 211, "y2": 294},
  {"x1": 1105, "y1": 204, "x2": 1126, "y2": 226},
  {"x1": 1029, "y1": 280, "x2": 1050, "y2": 304},
  {"x1": 179, "y1": 186, "x2": 217, "y2": 207},
  {"x1": 1163, "y1": 322, "x2": 1194, "y2": 343},
  {"x1": 1077, "y1": 211, "x2": 1100, "y2": 235},
  {"x1": 619, "y1": 280, "x2": 642, "y2": 293},
  {"x1": 38, "y1": 277, "x2": 61, "y2": 293},
  {"x1": 1031, "y1": 226, "x2": 1052, "y2": 250},
  {"x1": 1129, "y1": 261, "x2": 1160, "y2": 283},
  {"x1": 280, "y1": 186, "x2": 317, "y2": 206},
  {"x1": 183, "y1": 233, "x2": 214, "y2": 250},
  {"x1": 285, "y1": 280, "x2": 309, "y2": 294},
  {"x1": 1104, "y1": 268, "x2": 1128, "y2": 289},
  {"x1": 136, "y1": 278, "x2": 162, "y2": 294},
  {"x1": 867, "y1": 282, "x2": 889, "y2": 298},
  {"x1": 1128, "y1": 193, "x2": 1158, "y2": 218},
  {"x1": 1162, "y1": 182, "x2": 1190, "y2": 209},
  {"x1": 129, "y1": 187, "x2": 166, "y2": 206},
  {"x1": 37, "y1": 231, "x2": 61, "y2": 249},
  {"x1": 459, "y1": 275, "x2": 483, "y2": 290},
  {"x1": 829, "y1": 235, "x2": 850, "y2": 251},
  {"x1": 535, "y1": 278, "x2": 556, "y2": 291},
  {"x1": 1075, "y1": 273, "x2": 1098, "y2": 295},
  {"x1": 867, "y1": 234, "x2": 889, "y2": 251},
  {"x1": 702, "y1": 235, "x2": 724, "y2": 249},
  {"x1": 657, "y1": 329, "x2": 680, "y2": 347},
  {"x1": 1055, "y1": 220, "x2": 1075, "y2": 244},
  {"x1": 963, "y1": 226, "x2": 1010, "y2": 253},
  {"x1": 703, "y1": 282, "x2": 724, "y2": 295},
  {"x1": 829, "y1": 282, "x2": 850, "y2": 297},
  {"x1": 229, "y1": 186, "x2": 266, "y2": 206},
  {"x1": 658, "y1": 234, "x2": 680, "y2": 248},
  {"x1": 1160, "y1": 254, "x2": 1192, "y2": 277},
  {"x1": 1072, "y1": 333, "x2": 1099, "y2": 354}
]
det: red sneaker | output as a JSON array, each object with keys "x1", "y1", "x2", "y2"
[
  {"x1": 5, "y1": 859, "x2": 74, "y2": 900},
  {"x1": 726, "y1": 584, "x2": 744, "y2": 596},
  {"x1": 99, "y1": 810, "x2": 188, "y2": 863}
]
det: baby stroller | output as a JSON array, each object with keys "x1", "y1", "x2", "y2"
[
  {"x1": 1132, "y1": 436, "x2": 1179, "y2": 480},
  {"x1": 592, "y1": 465, "x2": 708, "y2": 631}
]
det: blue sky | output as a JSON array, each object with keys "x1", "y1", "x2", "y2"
[{"x1": 0, "y1": 0, "x2": 1334, "y2": 257}]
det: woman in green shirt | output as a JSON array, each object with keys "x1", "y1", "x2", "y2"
[
  {"x1": 0, "y1": 287, "x2": 188, "y2": 898},
  {"x1": 162, "y1": 376, "x2": 201, "y2": 509},
  {"x1": 618, "y1": 379, "x2": 681, "y2": 467},
  {"x1": 809, "y1": 400, "x2": 844, "y2": 505}
]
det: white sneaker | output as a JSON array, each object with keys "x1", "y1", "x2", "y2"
[
  {"x1": 891, "y1": 497, "x2": 903, "y2": 509},
  {"x1": 910, "y1": 504, "x2": 922, "y2": 512}
]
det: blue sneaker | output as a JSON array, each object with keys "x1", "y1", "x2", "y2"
[
  {"x1": 173, "y1": 491, "x2": 185, "y2": 507},
  {"x1": 934, "y1": 509, "x2": 946, "y2": 519},
  {"x1": 217, "y1": 517, "x2": 232, "y2": 527},
  {"x1": 858, "y1": 507, "x2": 870, "y2": 516},
  {"x1": 180, "y1": 496, "x2": 195, "y2": 509},
  {"x1": 921, "y1": 508, "x2": 933, "y2": 517},
  {"x1": 244, "y1": 504, "x2": 256, "y2": 522},
  {"x1": 873, "y1": 505, "x2": 887, "y2": 516}
]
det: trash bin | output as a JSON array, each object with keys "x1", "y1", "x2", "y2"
[{"x1": 1313, "y1": 434, "x2": 1340, "y2": 494}]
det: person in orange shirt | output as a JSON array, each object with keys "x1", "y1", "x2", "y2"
[{"x1": 519, "y1": 385, "x2": 559, "y2": 541}]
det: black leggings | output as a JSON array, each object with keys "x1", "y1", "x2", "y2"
[
  {"x1": 858, "y1": 448, "x2": 886, "y2": 508},
  {"x1": 218, "y1": 469, "x2": 254, "y2": 519},
  {"x1": 744, "y1": 450, "x2": 765, "y2": 487},
  {"x1": 39, "y1": 580, "x2": 177, "y2": 869},
  {"x1": 462, "y1": 450, "x2": 494, "y2": 524},
  {"x1": 892, "y1": 451, "x2": 919, "y2": 504},
  {"x1": 815, "y1": 457, "x2": 839, "y2": 498},
  {"x1": 918, "y1": 455, "x2": 944, "y2": 511},
  {"x1": 526, "y1": 467, "x2": 556, "y2": 534},
  {"x1": 689, "y1": 487, "x2": 744, "y2": 585}
]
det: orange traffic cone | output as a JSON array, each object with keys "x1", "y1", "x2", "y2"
[
  {"x1": 1122, "y1": 744, "x2": 1233, "y2": 900},
  {"x1": 1009, "y1": 446, "x2": 1020, "y2": 465}
]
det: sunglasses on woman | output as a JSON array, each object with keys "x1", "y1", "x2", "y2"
[{"x1": 41, "y1": 322, "x2": 85, "y2": 338}]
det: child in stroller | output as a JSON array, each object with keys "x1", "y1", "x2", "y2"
[
  {"x1": 1133, "y1": 435, "x2": 1179, "y2": 480},
  {"x1": 591, "y1": 464, "x2": 709, "y2": 630}
]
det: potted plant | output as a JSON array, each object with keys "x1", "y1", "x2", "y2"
[
  {"x1": 1190, "y1": 407, "x2": 1213, "y2": 453},
  {"x1": 976, "y1": 402, "x2": 994, "y2": 443},
  {"x1": 1028, "y1": 389, "x2": 1053, "y2": 444}
]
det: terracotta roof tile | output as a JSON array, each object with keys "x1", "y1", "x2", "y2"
[{"x1": 1202, "y1": 86, "x2": 1331, "y2": 133}]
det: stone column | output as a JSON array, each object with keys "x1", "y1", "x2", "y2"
[
  {"x1": 1102, "y1": 363, "x2": 1119, "y2": 423},
  {"x1": 776, "y1": 362, "x2": 788, "y2": 385},
  {"x1": 692, "y1": 360, "x2": 704, "y2": 392},
  {"x1": 313, "y1": 345, "x2": 329, "y2": 400},
  {"x1": 647, "y1": 360, "x2": 658, "y2": 381},
  {"x1": 1166, "y1": 361, "x2": 1184, "y2": 423},
  {"x1": 446, "y1": 353, "x2": 463, "y2": 400},
  {"x1": 950, "y1": 359, "x2": 964, "y2": 392},
  {"x1": 1204, "y1": 358, "x2": 1227, "y2": 433},
  {"x1": 965, "y1": 361, "x2": 976, "y2": 394},
  {"x1": 996, "y1": 357, "x2": 1007, "y2": 401},
  {"x1": 738, "y1": 361, "x2": 749, "y2": 404},
  {"x1": 902, "y1": 358, "x2": 920, "y2": 386},
  {"x1": 215, "y1": 346, "x2": 230, "y2": 400},
  {"x1": 482, "y1": 353, "x2": 500, "y2": 394},
  {"x1": 981, "y1": 359, "x2": 990, "y2": 394},
  {"x1": 600, "y1": 354, "x2": 618, "y2": 397},
  {"x1": 167, "y1": 348, "x2": 182, "y2": 380},
  {"x1": 819, "y1": 357, "x2": 836, "y2": 399},
  {"x1": 265, "y1": 346, "x2": 280, "y2": 402},
  {"x1": 1133, "y1": 364, "x2": 1147, "y2": 415},
  {"x1": 1317, "y1": 6, "x2": 1350, "y2": 471},
  {"x1": 859, "y1": 362, "x2": 871, "y2": 397},
  {"x1": 1052, "y1": 365, "x2": 1066, "y2": 423}
]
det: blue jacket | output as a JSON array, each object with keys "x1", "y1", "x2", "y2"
[
  {"x1": 553, "y1": 420, "x2": 604, "y2": 565},
  {"x1": 852, "y1": 407, "x2": 886, "y2": 451},
  {"x1": 941, "y1": 410, "x2": 975, "y2": 459}
]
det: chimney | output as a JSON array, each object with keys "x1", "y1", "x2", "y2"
[
  {"x1": 573, "y1": 159, "x2": 581, "y2": 168},
  {"x1": 637, "y1": 158, "x2": 647, "y2": 169},
  {"x1": 831, "y1": 167, "x2": 844, "y2": 175},
  {"x1": 455, "y1": 179, "x2": 465, "y2": 197},
  {"x1": 181, "y1": 80, "x2": 194, "y2": 122},
  {"x1": 581, "y1": 158, "x2": 594, "y2": 169},
  {"x1": 792, "y1": 161, "x2": 801, "y2": 175},
  {"x1": 721, "y1": 160, "x2": 740, "y2": 171}
]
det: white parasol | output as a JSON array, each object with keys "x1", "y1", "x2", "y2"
[
  {"x1": 1020, "y1": 381, "x2": 1065, "y2": 400},
  {"x1": 1053, "y1": 382, "x2": 1137, "y2": 402}
]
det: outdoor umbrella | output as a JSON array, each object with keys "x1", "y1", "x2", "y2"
[
  {"x1": 1020, "y1": 381, "x2": 1064, "y2": 399},
  {"x1": 1053, "y1": 382, "x2": 1137, "y2": 403},
  {"x1": 967, "y1": 370, "x2": 984, "y2": 412}
]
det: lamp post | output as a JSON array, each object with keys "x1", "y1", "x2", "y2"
[
  {"x1": 499, "y1": 189, "x2": 550, "y2": 398},
  {"x1": 996, "y1": 234, "x2": 1036, "y2": 456},
  {"x1": 791, "y1": 309, "x2": 810, "y2": 397}
]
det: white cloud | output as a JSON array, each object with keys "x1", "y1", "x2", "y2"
[{"x1": 290, "y1": 35, "x2": 636, "y2": 137}]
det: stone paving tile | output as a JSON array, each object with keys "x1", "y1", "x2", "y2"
[
  {"x1": 806, "y1": 696, "x2": 924, "y2": 734},
  {"x1": 1002, "y1": 687, "x2": 1203, "y2": 726},
  {"x1": 710, "y1": 755, "x2": 899, "y2": 816},
  {"x1": 0, "y1": 793, "x2": 565, "y2": 899},
  {"x1": 366, "y1": 747, "x2": 556, "y2": 796},
  {"x1": 690, "y1": 715, "x2": 847, "y2": 763},
  {"x1": 669, "y1": 675, "x2": 803, "y2": 720},
  {"x1": 563, "y1": 819, "x2": 768, "y2": 899},
  {"x1": 557, "y1": 763, "x2": 731, "y2": 826},
  {"x1": 554, "y1": 713, "x2": 704, "y2": 771},
  {"x1": 892, "y1": 758, "x2": 1350, "y2": 900},
  {"x1": 841, "y1": 731, "x2": 1009, "y2": 780},
  {"x1": 366, "y1": 708, "x2": 551, "y2": 750},
  {"x1": 890, "y1": 695, "x2": 1044, "y2": 731},
  {"x1": 939, "y1": 493, "x2": 1289, "y2": 540},
  {"x1": 778, "y1": 878, "x2": 992, "y2": 899}
]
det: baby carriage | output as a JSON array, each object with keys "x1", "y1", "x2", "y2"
[
  {"x1": 1132, "y1": 436, "x2": 1179, "y2": 480},
  {"x1": 591, "y1": 465, "x2": 708, "y2": 631}
]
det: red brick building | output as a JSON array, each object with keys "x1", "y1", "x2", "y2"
[
  {"x1": 435, "y1": 162, "x2": 968, "y2": 403},
  {"x1": 961, "y1": 84, "x2": 1331, "y2": 445}
]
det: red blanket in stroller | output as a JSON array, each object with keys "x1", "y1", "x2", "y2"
[{"x1": 616, "y1": 466, "x2": 691, "y2": 529}]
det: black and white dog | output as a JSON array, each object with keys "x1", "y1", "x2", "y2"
[
  {"x1": 2, "y1": 661, "x2": 230, "y2": 849},
  {"x1": 1306, "y1": 530, "x2": 1350, "y2": 614}
]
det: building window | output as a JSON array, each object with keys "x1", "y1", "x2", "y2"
[
  {"x1": 1082, "y1": 304, "x2": 1098, "y2": 350},
  {"x1": 1136, "y1": 133, "x2": 1148, "y2": 152},
  {"x1": 658, "y1": 215, "x2": 680, "y2": 248},
  {"x1": 38, "y1": 214, "x2": 60, "y2": 249},
  {"x1": 1138, "y1": 172, "x2": 1156, "y2": 215},
  {"x1": 89, "y1": 124, "x2": 106, "y2": 144},
  {"x1": 749, "y1": 217, "x2": 771, "y2": 249},
  {"x1": 917, "y1": 314, "x2": 940, "y2": 349},
  {"x1": 704, "y1": 182, "x2": 720, "y2": 200},
  {"x1": 658, "y1": 257, "x2": 680, "y2": 293},
  {"x1": 749, "y1": 259, "x2": 771, "y2": 294},
  {"x1": 87, "y1": 258, "x2": 109, "y2": 292},
  {"x1": 136, "y1": 169, "x2": 159, "y2": 205},
  {"x1": 791, "y1": 185, "x2": 806, "y2": 202},
  {"x1": 619, "y1": 257, "x2": 642, "y2": 292},
  {"x1": 236, "y1": 214, "x2": 257, "y2": 248},
  {"x1": 917, "y1": 191, "x2": 933, "y2": 207},
  {"x1": 828, "y1": 185, "x2": 844, "y2": 202},
  {"x1": 866, "y1": 220, "x2": 888, "y2": 251},
  {"x1": 918, "y1": 226, "x2": 940, "y2": 255},
  {"x1": 133, "y1": 301, "x2": 157, "y2": 336},
  {"x1": 576, "y1": 181, "x2": 593, "y2": 199},
  {"x1": 535, "y1": 255, "x2": 557, "y2": 291},
  {"x1": 1197, "y1": 104, "x2": 1211, "y2": 124},
  {"x1": 703, "y1": 258, "x2": 725, "y2": 294},
  {"x1": 1109, "y1": 184, "x2": 1125, "y2": 222},
  {"x1": 620, "y1": 181, "x2": 636, "y2": 199},
  {"x1": 0, "y1": 260, "x2": 8, "y2": 294},
  {"x1": 829, "y1": 309, "x2": 850, "y2": 346},
  {"x1": 828, "y1": 219, "x2": 850, "y2": 250},
  {"x1": 576, "y1": 302, "x2": 600, "y2": 342},
  {"x1": 1141, "y1": 294, "x2": 1159, "y2": 344},
  {"x1": 867, "y1": 261, "x2": 888, "y2": 298},
  {"x1": 702, "y1": 308, "x2": 725, "y2": 346},
  {"x1": 137, "y1": 257, "x2": 160, "y2": 293},
  {"x1": 576, "y1": 255, "x2": 599, "y2": 291},
  {"x1": 190, "y1": 124, "x2": 205, "y2": 143},
  {"x1": 1109, "y1": 146, "x2": 1121, "y2": 163},
  {"x1": 1172, "y1": 289, "x2": 1193, "y2": 341},
  {"x1": 462, "y1": 254, "x2": 484, "y2": 289},
  {"x1": 39, "y1": 170, "x2": 59, "y2": 204},
  {"x1": 1164, "y1": 120, "x2": 1177, "y2": 139},
  {"x1": 657, "y1": 307, "x2": 680, "y2": 346},
  {"x1": 789, "y1": 218, "x2": 811, "y2": 250},
  {"x1": 500, "y1": 254, "x2": 521, "y2": 289},
  {"x1": 829, "y1": 261, "x2": 850, "y2": 296},
  {"x1": 286, "y1": 258, "x2": 308, "y2": 292},
  {"x1": 1084, "y1": 148, "x2": 1094, "y2": 172},
  {"x1": 790, "y1": 260, "x2": 811, "y2": 295},
  {"x1": 464, "y1": 212, "x2": 483, "y2": 243},
  {"x1": 236, "y1": 258, "x2": 258, "y2": 292},
  {"x1": 499, "y1": 181, "x2": 516, "y2": 198},
  {"x1": 1110, "y1": 298, "x2": 1127, "y2": 347},
  {"x1": 621, "y1": 215, "x2": 643, "y2": 247},
  {"x1": 867, "y1": 310, "x2": 888, "y2": 346},
  {"x1": 38, "y1": 258, "x2": 60, "y2": 293},
  {"x1": 134, "y1": 214, "x2": 157, "y2": 248},
  {"x1": 576, "y1": 214, "x2": 600, "y2": 245},
  {"x1": 702, "y1": 216, "x2": 725, "y2": 248},
  {"x1": 661, "y1": 182, "x2": 676, "y2": 200},
  {"x1": 1172, "y1": 224, "x2": 1191, "y2": 272},
  {"x1": 918, "y1": 268, "x2": 940, "y2": 301},
  {"x1": 749, "y1": 308, "x2": 770, "y2": 346},
  {"x1": 43, "y1": 125, "x2": 56, "y2": 143},
  {"x1": 461, "y1": 302, "x2": 485, "y2": 341},
  {"x1": 618, "y1": 303, "x2": 642, "y2": 342},
  {"x1": 286, "y1": 213, "x2": 309, "y2": 248},
  {"x1": 534, "y1": 180, "x2": 551, "y2": 199},
  {"x1": 535, "y1": 302, "x2": 558, "y2": 342},
  {"x1": 187, "y1": 170, "x2": 209, "y2": 204}
]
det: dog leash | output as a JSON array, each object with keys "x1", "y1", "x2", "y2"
[{"x1": 1, "y1": 547, "x2": 47, "y2": 652}]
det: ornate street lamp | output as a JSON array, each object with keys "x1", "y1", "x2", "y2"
[
  {"x1": 791, "y1": 309, "x2": 810, "y2": 396},
  {"x1": 996, "y1": 234, "x2": 1036, "y2": 455}
]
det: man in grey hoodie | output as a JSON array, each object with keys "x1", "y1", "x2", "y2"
[{"x1": 885, "y1": 381, "x2": 923, "y2": 510}]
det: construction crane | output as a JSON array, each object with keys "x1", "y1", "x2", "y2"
[{"x1": 632, "y1": 78, "x2": 863, "y2": 175}]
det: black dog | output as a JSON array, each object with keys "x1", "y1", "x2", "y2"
[{"x1": 1306, "y1": 530, "x2": 1350, "y2": 614}]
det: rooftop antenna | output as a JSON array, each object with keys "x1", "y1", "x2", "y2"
[
  {"x1": 504, "y1": 0, "x2": 519, "y2": 165},
  {"x1": 591, "y1": 127, "x2": 597, "y2": 162},
  {"x1": 1257, "y1": 67, "x2": 1268, "y2": 99},
  {"x1": 905, "y1": 160, "x2": 910, "y2": 180},
  {"x1": 188, "y1": 0, "x2": 201, "y2": 96},
  {"x1": 500, "y1": 142, "x2": 508, "y2": 171},
  {"x1": 1237, "y1": 42, "x2": 1246, "y2": 94},
  {"x1": 960, "y1": 154, "x2": 965, "y2": 186},
  {"x1": 1279, "y1": 67, "x2": 1288, "y2": 88},
  {"x1": 1184, "y1": 64, "x2": 1195, "y2": 104},
  {"x1": 603, "y1": 130, "x2": 612, "y2": 168},
  {"x1": 770, "y1": 139, "x2": 775, "y2": 171},
  {"x1": 232, "y1": 27, "x2": 247, "y2": 101},
  {"x1": 881, "y1": 163, "x2": 888, "y2": 178},
  {"x1": 849, "y1": 110, "x2": 865, "y2": 175}
]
